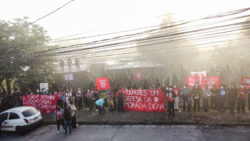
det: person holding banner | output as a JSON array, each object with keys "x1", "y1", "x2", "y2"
[
  {"x1": 166, "y1": 86, "x2": 176, "y2": 118},
  {"x1": 237, "y1": 84, "x2": 247, "y2": 113},
  {"x1": 192, "y1": 82, "x2": 201, "y2": 112}
]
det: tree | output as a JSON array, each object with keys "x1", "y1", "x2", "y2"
[{"x1": 0, "y1": 17, "x2": 55, "y2": 94}]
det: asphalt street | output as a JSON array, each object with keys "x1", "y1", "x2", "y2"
[{"x1": 1, "y1": 125, "x2": 250, "y2": 141}]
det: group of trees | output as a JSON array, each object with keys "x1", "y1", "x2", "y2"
[{"x1": 0, "y1": 17, "x2": 54, "y2": 94}]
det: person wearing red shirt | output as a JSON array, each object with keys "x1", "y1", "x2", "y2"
[
  {"x1": 173, "y1": 85, "x2": 180, "y2": 112},
  {"x1": 56, "y1": 91, "x2": 63, "y2": 107},
  {"x1": 166, "y1": 86, "x2": 176, "y2": 118},
  {"x1": 237, "y1": 84, "x2": 247, "y2": 113}
]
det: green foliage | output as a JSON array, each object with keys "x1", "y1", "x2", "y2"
[{"x1": 0, "y1": 17, "x2": 55, "y2": 93}]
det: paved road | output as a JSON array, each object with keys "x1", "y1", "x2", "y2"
[{"x1": 1, "y1": 125, "x2": 250, "y2": 141}]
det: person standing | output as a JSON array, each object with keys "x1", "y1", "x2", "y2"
[
  {"x1": 70, "y1": 101, "x2": 77, "y2": 128},
  {"x1": 228, "y1": 83, "x2": 238, "y2": 113},
  {"x1": 95, "y1": 98, "x2": 105, "y2": 114},
  {"x1": 247, "y1": 88, "x2": 250, "y2": 112},
  {"x1": 54, "y1": 105, "x2": 64, "y2": 134},
  {"x1": 75, "y1": 88, "x2": 83, "y2": 110},
  {"x1": 219, "y1": 85, "x2": 226, "y2": 113},
  {"x1": 237, "y1": 84, "x2": 247, "y2": 113},
  {"x1": 63, "y1": 106, "x2": 72, "y2": 134},
  {"x1": 107, "y1": 89, "x2": 114, "y2": 111},
  {"x1": 180, "y1": 84, "x2": 191, "y2": 112},
  {"x1": 65, "y1": 89, "x2": 72, "y2": 107},
  {"x1": 117, "y1": 89, "x2": 124, "y2": 113},
  {"x1": 202, "y1": 85, "x2": 211, "y2": 112},
  {"x1": 192, "y1": 82, "x2": 201, "y2": 112},
  {"x1": 210, "y1": 85, "x2": 218, "y2": 112},
  {"x1": 166, "y1": 86, "x2": 176, "y2": 118},
  {"x1": 56, "y1": 91, "x2": 63, "y2": 107},
  {"x1": 173, "y1": 85, "x2": 180, "y2": 112}
]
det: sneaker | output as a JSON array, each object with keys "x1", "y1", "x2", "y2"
[{"x1": 57, "y1": 131, "x2": 60, "y2": 134}]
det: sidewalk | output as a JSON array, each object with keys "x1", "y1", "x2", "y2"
[{"x1": 42, "y1": 110, "x2": 250, "y2": 125}]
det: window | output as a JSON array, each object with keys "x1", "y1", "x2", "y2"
[
  {"x1": 22, "y1": 108, "x2": 38, "y2": 117},
  {"x1": 0, "y1": 113, "x2": 8, "y2": 121},
  {"x1": 9, "y1": 113, "x2": 20, "y2": 120}
]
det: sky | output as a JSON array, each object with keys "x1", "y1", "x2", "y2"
[{"x1": 0, "y1": 0, "x2": 249, "y2": 39}]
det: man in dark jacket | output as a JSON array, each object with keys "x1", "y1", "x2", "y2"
[
  {"x1": 192, "y1": 82, "x2": 201, "y2": 112},
  {"x1": 166, "y1": 86, "x2": 176, "y2": 118},
  {"x1": 63, "y1": 106, "x2": 72, "y2": 134},
  {"x1": 180, "y1": 84, "x2": 191, "y2": 112},
  {"x1": 228, "y1": 83, "x2": 238, "y2": 113}
]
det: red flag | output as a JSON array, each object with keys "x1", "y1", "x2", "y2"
[
  {"x1": 206, "y1": 76, "x2": 220, "y2": 89},
  {"x1": 133, "y1": 69, "x2": 144, "y2": 81},
  {"x1": 186, "y1": 76, "x2": 196, "y2": 87},
  {"x1": 96, "y1": 77, "x2": 110, "y2": 90},
  {"x1": 241, "y1": 76, "x2": 250, "y2": 88}
]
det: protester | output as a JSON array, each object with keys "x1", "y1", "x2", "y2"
[
  {"x1": 70, "y1": 101, "x2": 77, "y2": 128},
  {"x1": 247, "y1": 88, "x2": 250, "y2": 112},
  {"x1": 228, "y1": 83, "x2": 238, "y2": 113},
  {"x1": 237, "y1": 84, "x2": 247, "y2": 113},
  {"x1": 202, "y1": 85, "x2": 211, "y2": 112},
  {"x1": 75, "y1": 88, "x2": 83, "y2": 110},
  {"x1": 63, "y1": 105, "x2": 72, "y2": 134},
  {"x1": 180, "y1": 84, "x2": 191, "y2": 112},
  {"x1": 54, "y1": 105, "x2": 64, "y2": 134},
  {"x1": 107, "y1": 89, "x2": 114, "y2": 112},
  {"x1": 117, "y1": 89, "x2": 124, "y2": 113},
  {"x1": 210, "y1": 85, "x2": 218, "y2": 112},
  {"x1": 65, "y1": 89, "x2": 72, "y2": 107},
  {"x1": 56, "y1": 91, "x2": 63, "y2": 107},
  {"x1": 84, "y1": 89, "x2": 89, "y2": 111},
  {"x1": 95, "y1": 98, "x2": 105, "y2": 114},
  {"x1": 173, "y1": 85, "x2": 180, "y2": 112},
  {"x1": 218, "y1": 85, "x2": 227, "y2": 113},
  {"x1": 166, "y1": 86, "x2": 176, "y2": 118},
  {"x1": 192, "y1": 82, "x2": 201, "y2": 112}
]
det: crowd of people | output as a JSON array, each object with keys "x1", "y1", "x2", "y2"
[{"x1": 1, "y1": 81, "x2": 250, "y2": 134}]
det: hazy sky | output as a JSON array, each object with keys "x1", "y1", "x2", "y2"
[{"x1": 0, "y1": 0, "x2": 248, "y2": 39}]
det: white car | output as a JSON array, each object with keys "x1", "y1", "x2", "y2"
[{"x1": 0, "y1": 106, "x2": 43, "y2": 134}]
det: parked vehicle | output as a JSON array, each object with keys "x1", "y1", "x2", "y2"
[{"x1": 0, "y1": 106, "x2": 43, "y2": 134}]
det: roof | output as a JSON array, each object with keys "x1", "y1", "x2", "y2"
[{"x1": 0, "y1": 106, "x2": 34, "y2": 113}]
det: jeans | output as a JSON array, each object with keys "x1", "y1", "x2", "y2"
[
  {"x1": 203, "y1": 98, "x2": 209, "y2": 112},
  {"x1": 168, "y1": 102, "x2": 175, "y2": 117},
  {"x1": 56, "y1": 119, "x2": 64, "y2": 131},
  {"x1": 174, "y1": 96, "x2": 179, "y2": 110},
  {"x1": 193, "y1": 99, "x2": 200, "y2": 112},
  {"x1": 64, "y1": 120, "x2": 72, "y2": 134},
  {"x1": 237, "y1": 98, "x2": 246, "y2": 112},
  {"x1": 219, "y1": 96, "x2": 226, "y2": 112},
  {"x1": 96, "y1": 104, "x2": 104, "y2": 114},
  {"x1": 182, "y1": 95, "x2": 191, "y2": 112}
]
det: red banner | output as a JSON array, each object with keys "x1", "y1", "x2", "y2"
[
  {"x1": 22, "y1": 95, "x2": 57, "y2": 113},
  {"x1": 122, "y1": 89, "x2": 165, "y2": 112},
  {"x1": 96, "y1": 77, "x2": 111, "y2": 91},
  {"x1": 241, "y1": 76, "x2": 250, "y2": 88},
  {"x1": 186, "y1": 75, "x2": 206, "y2": 89},
  {"x1": 133, "y1": 69, "x2": 144, "y2": 81},
  {"x1": 206, "y1": 76, "x2": 220, "y2": 89}
]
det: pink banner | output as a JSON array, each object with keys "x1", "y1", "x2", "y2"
[
  {"x1": 122, "y1": 89, "x2": 165, "y2": 112},
  {"x1": 241, "y1": 76, "x2": 250, "y2": 88},
  {"x1": 22, "y1": 94, "x2": 57, "y2": 113}
]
